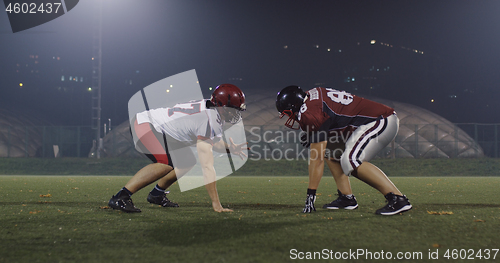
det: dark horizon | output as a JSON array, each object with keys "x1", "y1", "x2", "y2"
[{"x1": 1, "y1": 0, "x2": 500, "y2": 126}]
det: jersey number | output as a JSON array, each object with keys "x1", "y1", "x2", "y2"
[
  {"x1": 326, "y1": 88, "x2": 353, "y2": 105},
  {"x1": 168, "y1": 103, "x2": 201, "y2": 117},
  {"x1": 297, "y1": 104, "x2": 307, "y2": 121}
]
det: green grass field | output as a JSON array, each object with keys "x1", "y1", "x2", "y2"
[{"x1": 1, "y1": 175, "x2": 499, "y2": 262}]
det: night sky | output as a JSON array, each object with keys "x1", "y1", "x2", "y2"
[{"x1": 1, "y1": 0, "x2": 500, "y2": 126}]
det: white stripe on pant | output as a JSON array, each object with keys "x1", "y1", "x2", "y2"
[{"x1": 340, "y1": 114, "x2": 399, "y2": 175}]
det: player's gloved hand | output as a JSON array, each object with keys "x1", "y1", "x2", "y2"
[
  {"x1": 302, "y1": 194, "x2": 316, "y2": 213},
  {"x1": 300, "y1": 133, "x2": 310, "y2": 148}
]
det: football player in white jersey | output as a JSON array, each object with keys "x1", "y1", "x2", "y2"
[{"x1": 108, "y1": 84, "x2": 247, "y2": 213}]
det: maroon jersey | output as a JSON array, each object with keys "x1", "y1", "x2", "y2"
[{"x1": 297, "y1": 87, "x2": 394, "y2": 133}]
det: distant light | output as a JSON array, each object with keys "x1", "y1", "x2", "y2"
[
  {"x1": 209, "y1": 87, "x2": 213, "y2": 91},
  {"x1": 19, "y1": 83, "x2": 23, "y2": 87},
  {"x1": 314, "y1": 45, "x2": 319, "y2": 48},
  {"x1": 92, "y1": 57, "x2": 94, "y2": 60},
  {"x1": 170, "y1": 85, "x2": 173, "y2": 88},
  {"x1": 88, "y1": 87, "x2": 92, "y2": 91},
  {"x1": 327, "y1": 48, "x2": 331, "y2": 52},
  {"x1": 370, "y1": 40, "x2": 376, "y2": 45},
  {"x1": 283, "y1": 45, "x2": 288, "y2": 49},
  {"x1": 431, "y1": 99, "x2": 435, "y2": 103}
]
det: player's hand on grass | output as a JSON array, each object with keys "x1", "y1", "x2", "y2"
[
  {"x1": 215, "y1": 208, "x2": 233, "y2": 212},
  {"x1": 212, "y1": 203, "x2": 233, "y2": 213},
  {"x1": 302, "y1": 194, "x2": 316, "y2": 213}
]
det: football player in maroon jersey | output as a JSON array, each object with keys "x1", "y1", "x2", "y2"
[{"x1": 276, "y1": 85, "x2": 412, "y2": 215}]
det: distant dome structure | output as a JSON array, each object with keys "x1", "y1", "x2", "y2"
[
  {"x1": 242, "y1": 91, "x2": 483, "y2": 158},
  {"x1": 0, "y1": 108, "x2": 50, "y2": 157},
  {"x1": 100, "y1": 91, "x2": 483, "y2": 159},
  {"x1": 373, "y1": 98, "x2": 483, "y2": 158}
]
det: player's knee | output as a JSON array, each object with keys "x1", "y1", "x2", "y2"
[
  {"x1": 340, "y1": 155, "x2": 355, "y2": 176},
  {"x1": 153, "y1": 162, "x2": 174, "y2": 174}
]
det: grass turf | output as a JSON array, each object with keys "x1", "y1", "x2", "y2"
[
  {"x1": 0, "y1": 175, "x2": 499, "y2": 262},
  {"x1": 2, "y1": 158, "x2": 500, "y2": 176}
]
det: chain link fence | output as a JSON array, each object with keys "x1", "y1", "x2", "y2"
[
  {"x1": 0, "y1": 126, "x2": 95, "y2": 158},
  {"x1": 456, "y1": 124, "x2": 500, "y2": 158}
]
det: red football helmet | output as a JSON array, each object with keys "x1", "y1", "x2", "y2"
[{"x1": 210, "y1": 84, "x2": 246, "y2": 124}]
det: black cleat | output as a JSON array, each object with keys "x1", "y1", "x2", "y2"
[
  {"x1": 147, "y1": 192, "x2": 179, "y2": 207},
  {"x1": 375, "y1": 192, "x2": 412, "y2": 215},
  {"x1": 323, "y1": 190, "x2": 358, "y2": 210},
  {"x1": 108, "y1": 195, "x2": 141, "y2": 213}
]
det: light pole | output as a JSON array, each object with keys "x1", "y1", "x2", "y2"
[{"x1": 91, "y1": 0, "x2": 102, "y2": 158}]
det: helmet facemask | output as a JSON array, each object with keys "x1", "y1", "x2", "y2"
[
  {"x1": 279, "y1": 109, "x2": 300, "y2": 130},
  {"x1": 219, "y1": 106, "x2": 243, "y2": 124}
]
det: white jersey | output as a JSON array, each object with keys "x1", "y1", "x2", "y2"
[{"x1": 136, "y1": 99, "x2": 223, "y2": 144}]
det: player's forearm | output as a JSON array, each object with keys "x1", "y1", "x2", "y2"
[
  {"x1": 204, "y1": 181, "x2": 221, "y2": 206},
  {"x1": 205, "y1": 183, "x2": 225, "y2": 212},
  {"x1": 308, "y1": 157, "x2": 325, "y2": 189},
  {"x1": 212, "y1": 140, "x2": 228, "y2": 153},
  {"x1": 308, "y1": 141, "x2": 327, "y2": 189},
  {"x1": 201, "y1": 166, "x2": 223, "y2": 210}
]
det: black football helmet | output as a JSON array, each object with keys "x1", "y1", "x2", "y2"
[
  {"x1": 276, "y1": 85, "x2": 307, "y2": 129},
  {"x1": 210, "y1": 84, "x2": 246, "y2": 124}
]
